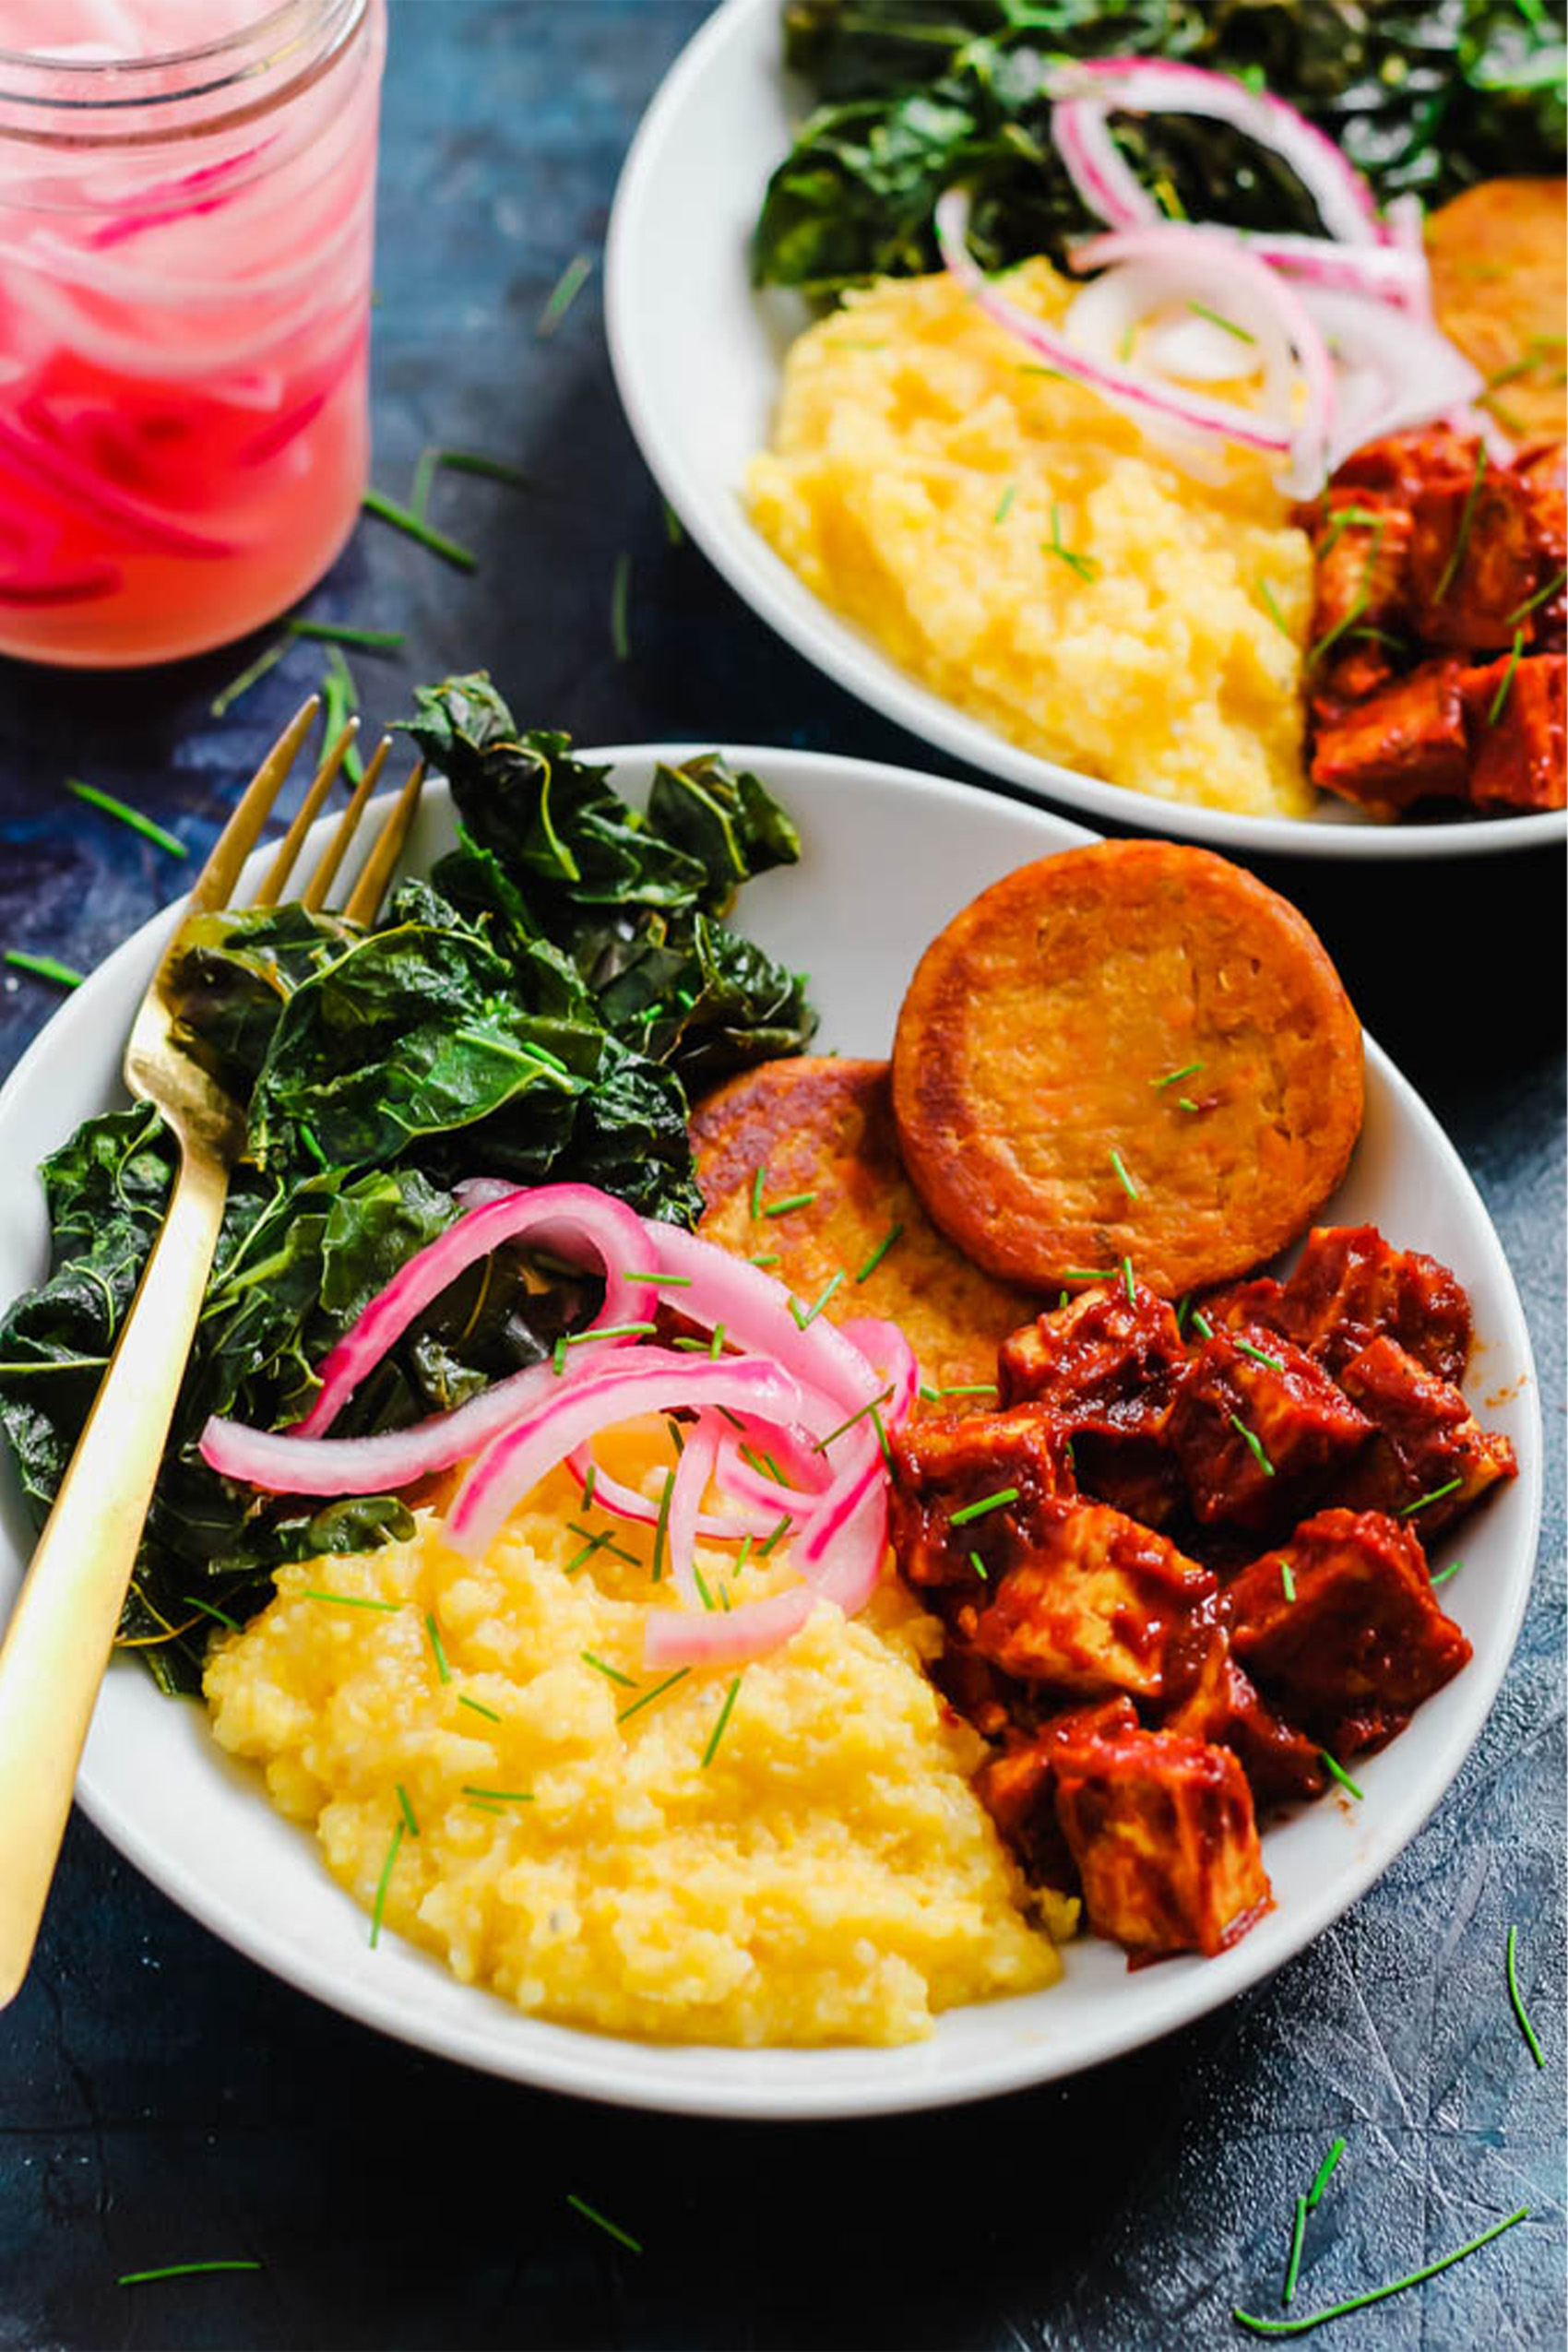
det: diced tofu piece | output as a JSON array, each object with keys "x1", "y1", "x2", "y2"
[
  {"x1": 1226, "y1": 1506, "x2": 1472, "y2": 1754},
  {"x1": 975, "y1": 1697, "x2": 1139, "y2": 1885},
  {"x1": 1332, "y1": 427, "x2": 1476, "y2": 505},
  {"x1": 1052, "y1": 1728, "x2": 1273, "y2": 1959},
  {"x1": 1311, "y1": 659, "x2": 1470, "y2": 812},
  {"x1": 889, "y1": 1405, "x2": 1074, "y2": 1592},
  {"x1": 1335, "y1": 1336, "x2": 1517, "y2": 1534},
  {"x1": 1160, "y1": 1624, "x2": 1326, "y2": 1808},
  {"x1": 1466, "y1": 652, "x2": 1565, "y2": 812},
  {"x1": 999, "y1": 1280, "x2": 1186, "y2": 1523},
  {"x1": 966, "y1": 1497, "x2": 1216, "y2": 1702},
  {"x1": 1310, "y1": 492, "x2": 1412, "y2": 642},
  {"x1": 1409, "y1": 465, "x2": 1539, "y2": 651},
  {"x1": 1167, "y1": 1326, "x2": 1372, "y2": 1535},
  {"x1": 1515, "y1": 442, "x2": 1566, "y2": 642},
  {"x1": 1203, "y1": 1224, "x2": 1473, "y2": 1385}
]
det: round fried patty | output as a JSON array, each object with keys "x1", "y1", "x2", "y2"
[{"x1": 891, "y1": 842, "x2": 1364, "y2": 1298}]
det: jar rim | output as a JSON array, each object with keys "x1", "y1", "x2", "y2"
[{"x1": 0, "y1": 0, "x2": 365, "y2": 110}]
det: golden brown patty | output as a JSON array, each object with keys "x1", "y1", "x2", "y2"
[
  {"x1": 890, "y1": 841, "x2": 1364, "y2": 1298},
  {"x1": 691, "y1": 1055, "x2": 1041, "y2": 1396},
  {"x1": 1428, "y1": 178, "x2": 1566, "y2": 445}
]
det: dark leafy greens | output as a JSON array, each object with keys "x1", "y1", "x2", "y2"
[
  {"x1": 0, "y1": 682, "x2": 815, "y2": 1693},
  {"x1": 754, "y1": 1, "x2": 1568, "y2": 294}
]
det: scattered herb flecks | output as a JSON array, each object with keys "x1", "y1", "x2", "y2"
[
  {"x1": 539, "y1": 253, "x2": 594, "y2": 338},
  {"x1": 565, "y1": 2194, "x2": 641, "y2": 2254},
  {"x1": 949, "y1": 1486, "x2": 1019, "y2": 1527},
  {"x1": 1233, "y1": 2205, "x2": 1529, "y2": 2338},
  {"x1": 701, "y1": 1674, "x2": 742, "y2": 1767},
  {"x1": 362, "y1": 486, "x2": 477, "y2": 572},
  {"x1": 1506, "y1": 1924, "x2": 1546, "y2": 2068},
  {"x1": 1319, "y1": 1749, "x2": 1364, "y2": 1801},
  {"x1": 65, "y1": 778, "x2": 187, "y2": 859},
  {"x1": 855, "y1": 1221, "x2": 903, "y2": 1282},
  {"x1": 5, "y1": 950, "x2": 83, "y2": 991}
]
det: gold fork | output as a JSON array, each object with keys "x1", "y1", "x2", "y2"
[{"x1": 0, "y1": 699, "x2": 425, "y2": 2006}]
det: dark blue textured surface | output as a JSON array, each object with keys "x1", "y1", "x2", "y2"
[{"x1": 0, "y1": 6, "x2": 1563, "y2": 2346}]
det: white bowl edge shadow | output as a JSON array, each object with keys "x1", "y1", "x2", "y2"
[
  {"x1": 0, "y1": 746, "x2": 1543, "y2": 2120},
  {"x1": 603, "y1": 0, "x2": 1567, "y2": 867}
]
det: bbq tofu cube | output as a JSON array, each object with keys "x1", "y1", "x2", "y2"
[
  {"x1": 1203, "y1": 1224, "x2": 1473, "y2": 1384},
  {"x1": 968, "y1": 1498, "x2": 1216, "y2": 1702},
  {"x1": 999, "y1": 1280, "x2": 1186, "y2": 1523},
  {"x1": 1052, "y1": 1728, "x2": 1273, "y2": 1959},
  {"x1": 1335, "y1": 1336, "x2": 1516, "y2": 1535},
  {"x1": 1311, "y1": 659, "x2": 1470, "y2": 813},
  {"x1": 889, "y1": 1405, "x2": 1074, "y2": 1592},
  {"x1": 1409, "y1": 464, "x2": 1539, "y2": 652},
  {"x1": 1160, "y1": 1625, "x2": 1326, "y2": 1808},
  {"x1": 1226, "y1": 1507, "x2": 1472, "y2": 1755},
  {"x1": 975, "y1": 1697, "x2": 1139, "y2": 1886},
  {"x1": 1467, "y1": 652, "x2": 1565, "y2": 812},
  {"x1": 1167, "y1": 1327, "x2": 1372, "y2": 1535}
]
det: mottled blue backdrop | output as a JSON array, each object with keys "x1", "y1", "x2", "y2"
[{"x1": 0, "y1": 6, "x2": 1562, "y2": 2347}]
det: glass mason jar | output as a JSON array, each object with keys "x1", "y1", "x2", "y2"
[{"x1": 0, "y1": 0, "x2": 386, "y2": 668}]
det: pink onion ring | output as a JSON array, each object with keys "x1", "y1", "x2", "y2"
[
  {"x1": 642, "y1": 1583, "x2": 815, "y2": 1670},
  {"x1": 664, "y1": 1414, "x2": 722, "y2": 1609},
  {"x1": 293, "y1": 1182, "x2": 653, "y2": 1438},
  {"x1": 639, "y1": 1218, "x2": 885, "y2": 1412}
]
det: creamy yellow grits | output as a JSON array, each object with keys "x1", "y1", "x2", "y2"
[
  {"x1": 747, "y1": 262, "x2": 1317, "y2": 818},
  {"x1": 205, "y1": 1434, "x2": 1070, "y2": 2047}
]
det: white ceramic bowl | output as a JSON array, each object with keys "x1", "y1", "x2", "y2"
[
  {"x1": 605, "y1": 0, "x2": 1566, "y2": 863},
  {"x1": 0, "y1": 746, "x2": 1541, "y2": 2116}
]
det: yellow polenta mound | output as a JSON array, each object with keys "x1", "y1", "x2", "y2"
[
  {"x1": 205, "y1": 1460, "x2": 1067, "y2": 2046},
  {"x1": 748, "y1": 263, "x2": 1316, "y2": 817}
]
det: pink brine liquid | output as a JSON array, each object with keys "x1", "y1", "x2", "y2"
[{"x1": 0, "y1": 0, "x2": 386, "y2": 666}]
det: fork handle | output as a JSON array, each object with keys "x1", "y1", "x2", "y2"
[{"x1": 0, "y1": 1142, "x2": 230, "y2": 2007}]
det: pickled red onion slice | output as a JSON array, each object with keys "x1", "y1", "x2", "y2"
[
  {"x1": 665, "y1": 1415, "x2": 722, "y2": 1610},
  {"x1": 293, "y1": 1182, "x2": 653, "y2": 1439},
  {"x1": 639, "y1": 1218, "x2": 885, "y2": 1411},
  {"x1": 642, "y1": 1584, "x2": 816, "y2": 1670},
  {"x1": 565, "y1": 1442, "x2": 778, "y2": 1543}
]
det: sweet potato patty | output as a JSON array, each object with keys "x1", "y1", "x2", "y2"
[
  {"x1": 890, "y1": 842, "x2": 1363, "y2": 1297},
  {"x1": 691, "y1": 1056, "x2": 1041, "y2": 1396}
]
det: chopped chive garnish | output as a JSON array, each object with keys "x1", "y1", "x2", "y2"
[
  {"x1": 4, "y1": 949, "x2": 82, "y2": 989},
  {"x1": 1431, "y1": 439, "x2": 1489, "y2": 605},
  {"x1": 1177, "y1": 1097, "x2": 1201, "y2": 1113},
  {"x1": 117, "y1": 2262, "x2": 262, "y2": 2286},
  {"x1": 621, "y1": 1270, "x2": 692, "y2": 1288},
  {"x1": 1017, "y1": 362, "x2": 1067, "y2": 378},
  {"x1": 1307, "y1": 2138, "x2": 1345, "y2": 2210},
  {"x1": 209, "y1": 635, "x2": 289, "y2": 716},
  {"x1": 750, "y1": 1163, "x2": 767, "y2": 1219},
  {"x1": 181, "y1": 1593, "x2": 242, "y2": 1633},
  {"x1": 566, "y1": 1523, "x2": 641, "y2": 1570},
  {"x1": 759, "y1": 1513, "x2": 792, "y2": 1556},
  {"x1": 65, "y1": 778, "x2": 187, "y2": 859},
  {"x1": 581, "y1": 1463, "x2": 598, "y2": 1511},
  {"x1": 869, "y1": 1402, "x2": 893, "y2": 1468},
  {"x1": 1123, "y1": 1255, "x2": 1135, "y2": 1307},
  {"x1": 616, "y1": 1667, "x2": 691, "y2": 1724},
  {"x1": 581, "y1": 1650, "x2": 638, "y2": 1690},
  {"x1": 791, "y1": 1273, "x2": 843, "y2": 1329},
  {"x1": 1237, "y1": 1339, "x2": 1286, "y2": 1372},
  {"x1": 1257, "y1": 578, "x2": 1293, "y2": 639},
  {"x1": 552, "y1": 1334, "x2": 568, "y2": 1376},
  {"x1": 1110, "y1": 1149, "x2": 1138, "y2": 1200},
  {"x1": 732, "y1": 1535, "x2": 754, "y2": 1578},
  {"x1": 1188, "y1": 299, "x2": 1254, "y2": 342},
  {"x1": 1229, "y1": 1414, "x2": 1275, "y2": 1477},
  {"x1": 324, "y1": 645, "x2": 362, "y2": 782},
  {"x1": 539, "y1": 252, "x2": 593, "y2": 337},
  {"x1": 460, "y1": 1786, "x2": 533, "y2": 1803},
  {"x1": 856, "y1": 1221, "x2": 904, "y2": 1282},
  {"x1": 1506, "y1": 1924, "x2": 1546, "y2": 2068},
  {"x1": 1118, "y1": 322, "x2": 1136, "y2": 361},
  {"x1": 919, "y1": 1382, "x2": 941, "y2": 1403},
  {"x1": 1175, "y1": 1295, "x2": 1191, "y2": 1335},
  {"x1": 949, "y1": 1486, "x2": 1019, "y2": 1527},
  {"x1": 1319, "y1": 1749, "x2": 1364, "y2": 1800},
  {"x1": 362, "y1": 486, "x2": 477, "y2": 571},
  {"x1": 1400, "y1": 1475, "x2": 1464, "y2": 1515},
  {"x1": 395, "y1": 1784, "x2": 420, "y2": 1837},
  {"x1": 662, "y1": 497, "x2": 684, "y2": 545},
  {"x1": 566, "y1": 1322, "x2": 657, "y2": 1345},
  {"x1": 1063, "y1": 1265, "x2": 1117, "y2": 1281},
  {"x1": 424, "y1": 1612, "x2": 452, "y2": 1681},
  {"x1": 287, "y1": 619, "x2": 405, "y2": 652},
  {"x1": 302, "y1": 1588, "x2": 399, "y2": 1612},
  {"x1": 1430, "y1": 1558, "x2": 1462, "y2": 1586},
  {"x1": 369, "y1": 1820, "x2": 404, "y2": 1947},
  {"x1": 692, "y1": 1562, "x2": 716, "y2": 1613},
  {"x1": 701, "y1": 1675, "x2": 742, "y2": 1768},
  {"x1": 1043, "y1": 500, "x2": 1099, "y2": 582},
  {"x1": 763, "y1": 1191, "x2": 818, "y2": 1218},
  {"x1": 749, "y1": 1252, "x2": 781, "y2": 1269},
  {"x1": 671, "y1": 1336, "x2": 708, "y2": 1351},
  {"x1": 1506, "y1": 565, "x2": 1566, "y2": 625},
  {"x1": 457, "y1": 1693, "x2": 502, "y2": 1722},
  {"x1": 813, "y1": 1384, "x2": 895, "y2": 1452},
  {"x1": 421, "y1": 448, "x2": 534, "y2": 503},
  {"x1": 1154, "y1": 1061, "x2": 1204, "y2": 1087},
  {"x1": 968, "y1": 1549, "x2": 989, "y2": 1582},
  {"x1": 939, "y1": 1382, "x2": 1000, "y2": 1398},
  {"x1": 651, "y1": 1469, "x2": 675, "y2": 1584},
  {"x1": 667, "y1": 1416, "x2": 686, "y2": 1457},
  {"x1": 738, "y1": 1443, "x2": 786, "y2": 1485},
  {"x1": 1486, "y1": 629, "x2": 1526, "y2": 725},
  {"x1": 1281, "y1": 2194, "x2": 1309, "y2": 2307},
  {"x1": 565, "y1": 2194, "x2": 641, "y2": 2255},
  {"x1": 610, "y1": 551, "x2": 632, "y2": 660},
  {"x1": 1280, "y1": 1560, "x2": 1297, "y2": 1603},
  {"x1": 708, "y1": 1324, "x2": 726, "y2": 1359},
  {"x1": 1191, "y1": 1310, "x2": 1215, "y2": 1340},
  {"x1": 992, "y1": 481, "x2": 1016, "y2": 525},
  {"x1": 1233, "y1": 2205, "x2": 1528, "y2": 2337},
  {"x1": 468, "y1": 1799, "x2": 506, "y2": 1815}
]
